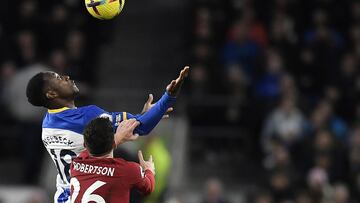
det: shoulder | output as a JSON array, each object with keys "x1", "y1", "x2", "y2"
[
  {"x1": 80, "y1": 105, "x2": 110, "y2": 123},
  {"x1": 112, "y1": 160, "x2": 142, "y2": 178}
]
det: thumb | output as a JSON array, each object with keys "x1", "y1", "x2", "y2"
[
  {"x1": 146, "y1": 94, "x2": 153, "y2": 104},
  {"x1": 166, "y1": 80, "x2": 176, "y2": 91},
  {"x1": 149, "y1": 155, "x2": 153, "y2": 163},
  {"x1": 138, "y1": 150, "x2": 145, "y2": 164},
  {"x1": 130, "y1": 134, "x2": 139, "y2": 141}
]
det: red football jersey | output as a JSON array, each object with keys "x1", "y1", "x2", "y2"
[{"x1": 70, "y1": 151, "x2": 155, "y2": 203}]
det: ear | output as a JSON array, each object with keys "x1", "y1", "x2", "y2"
[
  {"x1": 46, "y1": 90, "x2": 58, "y2": 99},
  {"x1": 112, "y1": 141, "x2": 116, "y2": 148}
]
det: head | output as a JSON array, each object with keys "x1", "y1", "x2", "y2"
[
  {"x1": 26, "y1": 71, "x2": 79, "y2": 108},
  {"x1": 204, "y1": 178, "x2": 223, "y2": 201},
  {"x1": 254, "y1": 190, "x2": 273, "y2": 203},
  {"x1": 333, "y1": 183, "x2": 349, "y2": 203},
  {"x1": 83, "y1": 118, "x2": 115, "y2": 156}
]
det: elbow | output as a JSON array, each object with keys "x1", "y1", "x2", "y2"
[{"x1": 143, "y1": 185, "x2": 155, "y2": 196}]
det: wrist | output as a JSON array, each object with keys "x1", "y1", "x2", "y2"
[
  {"x1": 165, "y1": 91, "x2": 177, "y2": 99},
  {"x1": 144, "y1": 167, "x2": 155, "y2": 175}
]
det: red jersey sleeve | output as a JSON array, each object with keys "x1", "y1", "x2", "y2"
[{"x1": 126, "y1": 162, "x2": 155, "y2": 196}]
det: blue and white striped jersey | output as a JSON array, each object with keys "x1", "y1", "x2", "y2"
[
  {"x1": 42, "y1": 92, "x2": 175, "y2": 190},
  {"x1": 42, "y1": 105, "x2": 128, "y2": 188}
]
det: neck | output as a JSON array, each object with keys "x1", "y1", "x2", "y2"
[
  {"x1": 48, "y1": 99, "x2": 76, "y2": 109},
  {"x1": 91, "y1": 151, "x2": 114, "y2": 159}
]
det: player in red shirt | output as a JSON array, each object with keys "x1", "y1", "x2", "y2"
[{"x1": 70, "y1": 117, "x2": 155, "y2": 203}]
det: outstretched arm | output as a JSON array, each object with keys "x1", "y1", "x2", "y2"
[{"x1": 119, "y1": 66, "x2": 189, "y2": 135}]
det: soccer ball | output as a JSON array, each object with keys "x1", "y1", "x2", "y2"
[{"x1": 85, "y1": 0, "x2": 125, "y2": 20}]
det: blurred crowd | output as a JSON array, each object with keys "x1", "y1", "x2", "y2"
[
  {"x1": 188, "y1": 0, "x2": 360, "y2": 202},
  {"x1": 0, "y1": 0, "x2": 116, "y2": 184}
]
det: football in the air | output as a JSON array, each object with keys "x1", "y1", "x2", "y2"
[{"x1": 85, "y1": 0, "x2": 125, "y2": 20}]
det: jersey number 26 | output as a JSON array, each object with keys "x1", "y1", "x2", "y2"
[{"x1": 70, "y1": 177, "x2": 106, "y2": 203}]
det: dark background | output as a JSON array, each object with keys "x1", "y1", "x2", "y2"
[{"x1": 0, "y1": 0, "x2": 360, "y2": 202}]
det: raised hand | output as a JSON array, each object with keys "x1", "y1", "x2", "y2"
[
  {"x1": 166, "y1": 66, "x2": 190, "y2": 97},
  {"x1": 141, "y1": 93, "x2": 174, "y2": 118},
  {"x1": 138, "y1": 150, "x2": 155, "y2": 175},
  {"x1": 114, "y1": 119, "x2": 140, "y2": 146}
]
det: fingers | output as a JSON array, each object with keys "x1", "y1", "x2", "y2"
[
  {"x1": 138, "y1": 150, "x2": 145, "y2": 164},
  {"x1": 166, "y1": 80, "x2": 176, "y2": 93},
  {"x1": 166, "y1": 107, "x2": 173, "y2": 113},
  {"x1": 170, "y1": 80, "x2": 176, "y2": 88},
  {"x1": 124, "y1": 119, "x2": 137, "y2": 127},
  {"x1": 149, "y1": 155, "x2": 153, "y2": 163},
  {"x1": 162, "y1": 115, "x2": 169, "y2": 119},
  {"x1": 146, "y1": 94, "x2": 153, "y2": 104},
  {"x1": 117, "y1": 119, "x2": 138, "y2": 133},
  {"x1": 129, "y1": 120, "x2": 140, "y2": 129},
  {"x1": 174, "y1": 66, "x2": 190, "y2": 85},
  {"x1": 177, "y1": 66, "x2": 190, "y2": 81},
  {"x1": 182, "y1": 66, "x2": 190, "y2": 77},
  {"x1": 129, "y1": 134, "x2": 139, "y2": 141},
  {"x1": 166, "y1": 66, "x2": 190, "y2": 96}
]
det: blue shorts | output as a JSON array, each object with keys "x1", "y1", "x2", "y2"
[{"x1": 54, "y1": 187, "x2": 70, "y2": 203}]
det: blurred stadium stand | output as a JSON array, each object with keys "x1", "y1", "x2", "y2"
[{"x1": 2, "y1": 0, "x2": 360, "y2": 203}]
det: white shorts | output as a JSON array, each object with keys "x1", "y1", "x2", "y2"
[{"x1": 54, "y1": 187, "x2": 70, "y2": 203}]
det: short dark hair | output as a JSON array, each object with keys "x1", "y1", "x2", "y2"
[
  {"x1": 83, "y1": 118, "x2": 114, "y2": 156},
  {"x1": 26, "y1": 72, "x2": 48, "y2": 107}
]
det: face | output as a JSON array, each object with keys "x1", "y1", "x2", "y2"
[{"x1": 44, "y1": 71, "x2": 79, "y2": 100}]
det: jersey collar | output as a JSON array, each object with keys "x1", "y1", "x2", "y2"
[{"x1": 48, "y1": 107, "x2": 71, "y2": 114}]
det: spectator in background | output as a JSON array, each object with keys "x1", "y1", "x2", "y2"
[
  {"x1": 350, "y1": 1, "x2": 360, "y2": 24},
  {"x1": 14, "y1": 30, "x2": 38, "y2": 67},
  {"x1": 294, "y1": 190, "x2": 313, "y2": 203},
  {"x1": 268, "y1": 170, "x2": 294, "y2": 202},
  {"x1": 332, "y1": 183, "x2": 350, "y2": 203},
  {"x1": 240, "y1": 6, "x2": 268, "y2": 48},
  {"x1": 269, "y1": 11, "x2": 297, "y2": 56},
  {"x1": 349, "y1": 126, "x2": 360, "y2": 174},
  {"x1": 262, "y1": 96, "x2": 306, "y2": 153},
  {"x1": 222, "y1": 17, "x2": 262, "y2": 81},
  {"x1": 350, "y1": 172, "x2": 360, "y2": 201},
  {"x1": 225, "y1": 63, "x2": 248, "y2": 123},
  {"x1": 263, "y1": 144, "x2": 296, "y2": 179},
  {"x1": 15, "y1": 0, "x2": 39, "y2": 31},
  {"x1": 303, "y1": 129, "x2": 348, "y2": 183},
  {"x1": 3, "y1": 63, "x2": 47, "y2": 184},
  {"x1": 189, "y1": 63, "x2": 209, "y2": 98},
  {"x1": 280, "y1": 74, "x2": 298, "y2": 101},
  {"x1": 254, "y1": 48, "x2": 284, "y2": 104},
  {"x1": 201, "y1": 178, "x2": 229, "y2": 203},
  {"x1": 336, "y1": 53, "x2": 359, "y2": 122},
  {"x1": 194, "y1": 7, "x2": 213, "y2": 42},
  {"x1": 143, "y1": 135, "x2": 172, "y2": 203},
  {"x1": 40, "y1": 4, "x2": 69, "y2": 51},
  {"x1": 302, "y1": 9, "x2": 344, "y2": 95},
  {"x1": 306, "y1": 100, "x2": 348, "y2": 140},
  {"x1": 306, "y1": 167, "x2": 331, "y2": 203},
  {"x1": 0, "y1": 61, "x2": 16, "y2": 122},
  {"x1": 355, "y1": 103, "x2": 360, "y2": 124},
  {"x1": 48, "y1": 49, "x2": 68, "y2": 75},
  {"x1": 65, "y1": 30, "x2": 91, "y2": 84},
  {"x1": 193, "y1": 42, "x2": 214, "y2": 64},
  {"x1": 252, "y1": 190, "x2": 273, "y2": 203}
]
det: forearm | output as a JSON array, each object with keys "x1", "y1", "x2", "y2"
[
  {"x1": 135, "y1": 170, "x2": 155, "y2": 195},
  {"x1": 133, "y1": 92, "x2": 176, "y2": 135}
]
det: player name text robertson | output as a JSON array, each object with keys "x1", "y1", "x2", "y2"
[{"x1": 72, "y1": 161, "x2": 115, "y2": 177}]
